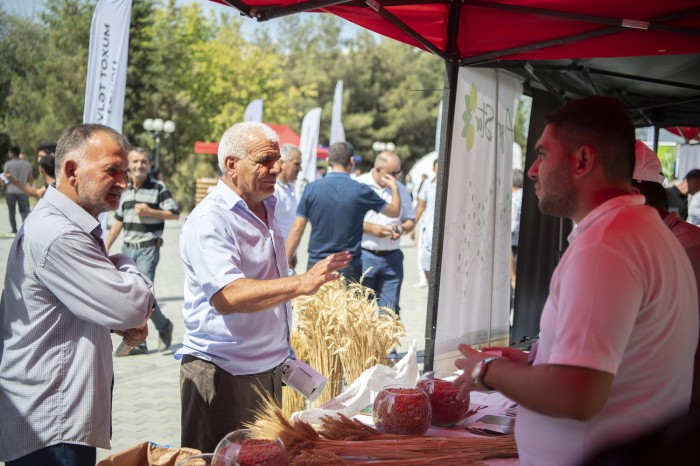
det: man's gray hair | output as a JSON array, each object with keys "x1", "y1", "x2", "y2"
[
  {"x1": 217, "y1": 122, "x2": 279, "y2": 173},
  {"x1": 55, "y1": 124, "x2": 130, "y2": 179},
  {"x1": 130, "y1": 146, "x2": 152, "y2": 160},
  {"x1": 280, "y1": 144, "x2": 301, "y2": 162}
]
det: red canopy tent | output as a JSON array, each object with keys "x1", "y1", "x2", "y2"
[
  {"x1": 209, "y1": 0, "x2": 700, "y2": 368},
  {"x1": 667, "y1": 126, "x2": 700, "y2": 144},
  {"x1": 193, "y1": 123, "x2": 328, "y2": 158}
]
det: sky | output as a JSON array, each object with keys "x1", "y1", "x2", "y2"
[
  {"x1": 1, "y1": 0, "x2": 367, "y2": 41},
  {"x1": 2, "y1": 0, "x2": 228, "y2": 17}
]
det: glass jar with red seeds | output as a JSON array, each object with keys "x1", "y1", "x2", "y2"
[
  {"x1": 417, "y1": 371, "x2": 470, "y2": 427},
  {"x1": 213, "y1": 428, "x2": 288, "y2": 466},
  {"x1": 373, "y1": 384, "x2": 432, "y2": 435}
]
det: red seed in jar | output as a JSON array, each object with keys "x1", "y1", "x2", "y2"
[
  {"x1": 417, "y1": 378, "x2": 470, "y2": 426},
  {"x1": 215, "y1": 439, "x2": 288, "y2": 466},
  {"x1": 373, "y1": 387, "x2": 432, "y2": 435}
]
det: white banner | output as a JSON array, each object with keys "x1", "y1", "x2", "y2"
[
  {"x1": 433, "y1": 67, "x2": 522, "y2": 371},
  {"x1": 296, "y1": 107, "x2": 322, "y2": 198},
  {"x1": 676, "y1": 144, "x2": 700, "y2": 180},
  {"x1": 83, "y1": 0, "x2": 131, "y2": 241},
  {"x1": 244, "y1": 99, "x2": 263, "y2": 122},
  {"x1": 83, "y1": 0, "x2": 132, "y2": 133},
  {"x1": 330, "y1": 80, "x2": 346, "y2": 144}
]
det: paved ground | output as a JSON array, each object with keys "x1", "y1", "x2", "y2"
[{"x1": 0, "y1": 197, "x2": 429, "y2": 460}]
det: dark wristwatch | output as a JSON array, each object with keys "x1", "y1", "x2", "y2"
[{"x1": 471, "y1": 356, "x2": 499, "y2": 390}]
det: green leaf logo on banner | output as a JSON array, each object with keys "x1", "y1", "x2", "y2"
[{"x1": 461, "y1": 85, "x2": 478, "y2": 151}]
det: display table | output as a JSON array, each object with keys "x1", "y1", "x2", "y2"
[{"x1": 349, "y1": 391, "x2": 519, "y2": 465}]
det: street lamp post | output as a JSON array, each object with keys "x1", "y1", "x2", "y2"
[
  {"x1": 372, "y1": 141, "x2": 396, "y2": 152},
  {"x1": 143, "y1": 118, "x2": 175, "y2": 174}
]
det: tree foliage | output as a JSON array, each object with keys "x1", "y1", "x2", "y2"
[{"x1": 0, "y1": 2, "x2": 528, "y2": 210}]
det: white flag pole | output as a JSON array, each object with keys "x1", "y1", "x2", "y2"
[
  {"x1": 244, "y1": 99, "x2": 263, "y2": 122},
  {"x1": 83, "y1": 0, "x2": 132, "y2": 133},
  {"x1": 83, "y1": 0, "x2": 132, "y2": 241},
  {"x1": 330, "y1": 80, "x2": 346, "y2": 144},
  {"x1": 296, "y1": 107, "x2": 322, "y2": 198}
]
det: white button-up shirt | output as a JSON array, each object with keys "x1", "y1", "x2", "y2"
[
  {"x1": 357, "y1": 171, "x2": 415, "y2": 251},
  {"x1": 177, "y1": 180, "x2": 292, "y2": 376}
]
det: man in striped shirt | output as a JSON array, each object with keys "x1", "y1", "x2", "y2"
[{"x1": 106, "y1": 147, "x2": 179, "y2": 355}]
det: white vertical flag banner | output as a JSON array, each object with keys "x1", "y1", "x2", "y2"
[
  {"x1": 244, "y1": 99, "x2": 263, "y2": 122},
  {"x1": 330, "y1": 80, "x2": 346, "y2": 144},
  {"x1": 296, "y1": 107, "x2": 322, "y2": 198},
  {"x1": 435, "y1": 99, "x2": 443, "y2": 153},
  {"x1": 83, "y1": 0, "x2": 132, "y2": 241},
  {"x1": 83, "y1": 0, "x2": 132, "y2": 133},
  {"x1": 433, "y1": 67, "x2": 522, "y2": 371}
]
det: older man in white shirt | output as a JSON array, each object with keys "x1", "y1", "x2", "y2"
[{"x1": 177, "y1": 122, "x2": 351, "y2": 453}]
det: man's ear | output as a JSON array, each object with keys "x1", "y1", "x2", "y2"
[
  {"x1": 572, "y1": 144, "x2": 595, "y2": 178},
  {"x1": 224, "y1": 155, "x2": 237, "y2": 175},
  {"x1": 63, "y1": 160, "x2": 78, "y2": 184}
]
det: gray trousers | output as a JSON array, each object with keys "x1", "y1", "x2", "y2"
[{"x1": 179, "y1": 355, "x2": 283, "y2": 453}]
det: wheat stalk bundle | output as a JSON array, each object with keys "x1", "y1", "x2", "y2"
[
  {"x1": 283, "y1": 332, "x2": 308, "y2": 415},
  {"x1": 246, "y1": 396, "x2": 517, "y2": 466},
  {"x1": 288, "y1": 276, "x2": 405, "y2": 412}
]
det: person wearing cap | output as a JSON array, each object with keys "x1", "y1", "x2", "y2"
[
  {"x1": 452, "y1": 96, "x2": 698, "y2": 466},
  {"x1": 632, "y1": 140, "x2": 700, "y2": 412}
]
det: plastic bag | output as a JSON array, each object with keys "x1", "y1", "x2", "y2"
[{"x1": 292, "y1": 340, "x2": 420, "y2": 424}]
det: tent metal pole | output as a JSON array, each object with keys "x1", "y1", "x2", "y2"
[
  {"x1": 364, "y1": 0, "x2": 448, "y2": 60},
  {"x1": 423, "y1": 0, "x2": 461, "y2": 372},
  {"x1": 423, "y1": 61, "x2": 458, "y2": 372},
  {"x1": 486, "y1": 69, "x2": 502, "y2": 348},
  {"x1": 653, "y1": 127, "x2": 660, "y2": 153},
  {"x1": 251, "y1": 0, "x2": 354, "y2": 21}
]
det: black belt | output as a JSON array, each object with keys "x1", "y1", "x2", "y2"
[
  {"x1": 124, "y1": 238, "x2": 159, "y2": 249},
  {"x1": 362, "y1": 248, "x2": 398, "y2": 257}
]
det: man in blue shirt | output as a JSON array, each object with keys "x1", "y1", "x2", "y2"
[{"x1": 286, "y1": 142, "x2": 401, "y2": 282}]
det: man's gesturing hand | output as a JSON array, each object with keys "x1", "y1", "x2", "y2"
[{"x1": 298, "y1": 251, "x2": 352, "y2": 295}]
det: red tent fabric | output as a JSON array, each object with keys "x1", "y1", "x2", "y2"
[
  {"x1": 193, "y1": 123, "x2": 298, "y2": 155},
  {"x1": 666, "y1": 126, "x2": 700, "y2": 144},
  {"x1": 193, "y1": 123, "x2": 328, "y2": 158},
  {"x1": 210, "y1": 1, "x2": 700, "y2": 62}
]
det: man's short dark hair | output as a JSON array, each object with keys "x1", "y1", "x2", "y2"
[
  {"x1": 685, "y1": 169, "x2": 700, "y2": 181},
  {"x1": 55, "y1": 124, "x2": 130, "y2": 178},
  {"x1": 328, "y1": 141, "x2": 354, "y2": 167},
  {"x1": 39, "y1": 155, "x2": 56, "y2": 179},
  {"x1": 633, "y1": 180, "x2": 669, "y2": 210},
  {"x1": 9, "y1": 147, "x2": 20, "y2": 157},
  {"x1": 36, "y1": 142, "x2": 56, "y2": 156},
  {"x1": 546, "y1": 96, "x2": 635, "y2": 183}
]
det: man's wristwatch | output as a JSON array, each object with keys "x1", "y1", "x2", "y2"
[{"x1": 471, "y1": 356, "x2": 500, "y2": 390}]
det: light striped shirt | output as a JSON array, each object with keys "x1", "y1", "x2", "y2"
[
  {"x1": 0, "y1": 186, "x2": 156, "y2": 462},
  {"x1": 114, "y1": 176, "x2": 180, "y2": 244}
]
